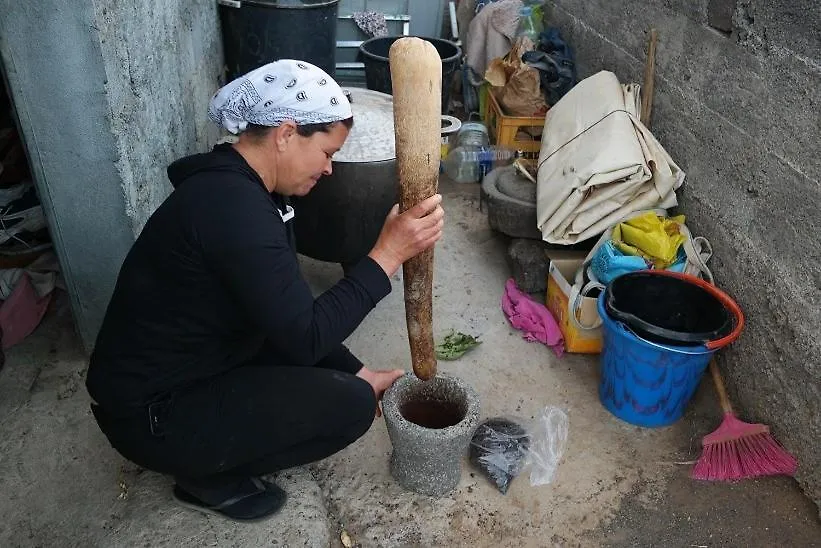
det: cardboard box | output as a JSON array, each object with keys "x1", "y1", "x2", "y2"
[{"x1": 545, "y1": 250, "x2": 603, "y2": 354}]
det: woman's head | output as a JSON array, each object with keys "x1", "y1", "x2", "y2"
[
  {"x1": 240, "y1": 117, "x2": 353, "y2": 196},
  {"x1": 208, "y1": 60, "x2": 354, "y2": 196}
]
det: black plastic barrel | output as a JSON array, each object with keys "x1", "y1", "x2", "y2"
[
  {"x1": 359, "y1": 36, "x2": 461, "y2": 113},
  {"x1": 218, "y1": 0, "x2": 339, "y2": 80}
]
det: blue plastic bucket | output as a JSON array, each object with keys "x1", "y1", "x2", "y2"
[{"x1": 597, "y1": 294, "x2": 714, "y2": 427}]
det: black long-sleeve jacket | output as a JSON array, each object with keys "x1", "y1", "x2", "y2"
[{"x1": 86, "y1": 144, "x2": 391, "y2": 411}]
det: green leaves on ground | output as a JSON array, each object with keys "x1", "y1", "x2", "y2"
[{"x1": 435, "y1": 330, "x2": 482, "y2": 361}]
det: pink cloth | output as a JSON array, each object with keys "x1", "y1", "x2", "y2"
[
  {"x1": 0, "y1": 273, "x2": 52, "y2": 349},
  {"x1": 501, "y1": 278, "x2": 564, "y2": 357}
]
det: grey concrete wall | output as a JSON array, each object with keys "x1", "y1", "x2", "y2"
[
  {"x1": 0, "y1": 1, "x2": 137, "y2": 351},
  {"x1": 0, "y1": 0, "x2": 223, "y2": 348},
  {"x1": 92, "y1": 0, "x2": 224, "y2": 234},
  {"x1": 542, "y1": 0, "x2": 820, "y2": 511}
]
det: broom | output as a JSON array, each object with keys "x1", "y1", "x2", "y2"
[{"x1": 691, "y1": 358, "x2": 798, "y2": 481}]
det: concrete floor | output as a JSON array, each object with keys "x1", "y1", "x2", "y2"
[{"x1": 0, "y1": 180, "x2": 819, "y2": 547}]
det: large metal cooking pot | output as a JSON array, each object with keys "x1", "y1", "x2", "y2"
[{"x1": 292, "y1": 88, "x2": 397, "y2": 268}]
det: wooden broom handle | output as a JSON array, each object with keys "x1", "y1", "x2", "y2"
[
  {"x1": 709, "y1": 359, "x2": 734, "y2": 414},
  {"x1": 640, "y1": 29, "x2": 658, "y2": 127}
]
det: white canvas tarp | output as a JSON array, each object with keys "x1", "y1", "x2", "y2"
[{"x1": 536, "y1": 70, "x2": 685, "y2": 244}]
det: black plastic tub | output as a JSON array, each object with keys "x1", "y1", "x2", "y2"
[
  {"x1": 604, "y1": 271, "x2": 734, "y2": 346},
  {"x1": 359, "y1": 36, "x2": 461, "y2": 113}
]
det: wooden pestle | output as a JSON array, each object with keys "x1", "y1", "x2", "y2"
[{"x1": 388, "y1": 37, "x2": 442, "y2": 381}]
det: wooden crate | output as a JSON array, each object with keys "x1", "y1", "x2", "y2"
[{"x1": 483, "y1": 90, "x2": 546, "y2": 158}]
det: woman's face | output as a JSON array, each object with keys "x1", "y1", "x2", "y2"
[{"x1": 275, "y1": 122, "x2": 349, "y2": 196}]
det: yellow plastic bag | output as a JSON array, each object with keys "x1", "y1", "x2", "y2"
[{"x1": 612, "y1": 212, "x2": 686, "y2": 268}]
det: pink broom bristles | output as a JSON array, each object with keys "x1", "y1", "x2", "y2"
[{"x1": 691, "y1": 412, "x2": 798, "y2": 481}]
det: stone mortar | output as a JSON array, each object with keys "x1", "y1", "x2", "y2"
[{"x1": 382, "y1": 373, "x2": 481, "y2": 497}]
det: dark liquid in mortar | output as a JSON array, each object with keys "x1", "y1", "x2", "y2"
[{"x1": 400, "y1": 400, "x2": 464, "y2": 429}]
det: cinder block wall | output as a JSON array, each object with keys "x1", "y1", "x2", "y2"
[{"x1": 544, "y1": 0, "x2": 820, "y2": 511}]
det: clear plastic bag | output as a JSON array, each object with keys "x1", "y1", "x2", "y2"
[
  {"x1": 468, "y1": 407, "x2": 569, "y2": 493},
  {"x1": 528, "y1": 406, "x2": 569, "y2": 486}
]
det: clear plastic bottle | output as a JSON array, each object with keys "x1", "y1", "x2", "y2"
[
  {"x1": 442, "y1": 145, "x2": 518, "y2": 184},
  {"x1": 516, "y1": 6, "x2": 540, "y2": 42},
  {"x1": 456, "y1": 121, "x2": 490, "y2": 148}
]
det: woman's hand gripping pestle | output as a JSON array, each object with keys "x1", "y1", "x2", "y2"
[{"x1": 368, "y1": 194, "x2": 445, "y2": 278}]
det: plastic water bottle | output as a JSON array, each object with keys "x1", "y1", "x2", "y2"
[
  {"x1": 516, "y1": 6, "x2": 541, "y2": 42},
  {"x1": 442, "y1": 145, "x2": 518, "y2": 184}
]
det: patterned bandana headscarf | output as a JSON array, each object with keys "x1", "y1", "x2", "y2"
[{"x1": 208, "y1": 59, "x2": 353, "y2": 135}]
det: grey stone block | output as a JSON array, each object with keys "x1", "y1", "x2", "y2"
[{"x1": 507, "y1": 238, "x2": 549, "y2": 294}]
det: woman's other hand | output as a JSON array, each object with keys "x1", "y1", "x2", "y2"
[
  {"x1": 368, "y1": 194, "x2": 444, "y2": 277},
  {"x1": 356, "y1": 367, "x2": 405, "y2": 417}
]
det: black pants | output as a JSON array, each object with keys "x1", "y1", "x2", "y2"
[{"x1": 92, "y1": 360, "x2": 376, "y2": 483}]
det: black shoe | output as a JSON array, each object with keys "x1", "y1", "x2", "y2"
[{"x1": 173, "y1": 476, "x2": 287, "y2": 522}]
